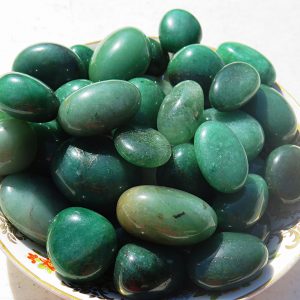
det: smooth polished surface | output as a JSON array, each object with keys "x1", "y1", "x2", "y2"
[{"x1": 70, "y1": 44, "x2": 93, "y2": 78}]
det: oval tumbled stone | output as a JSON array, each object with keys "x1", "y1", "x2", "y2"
[
  {"x1": 70, "y1": 44, "x2": 93, "y2": 77},
  {"x1": 117, "y1": 185, "x2": 217, "y2": 246},
  {"x1": 194, "y1": 121, "x2": 248, "y2": 193}
]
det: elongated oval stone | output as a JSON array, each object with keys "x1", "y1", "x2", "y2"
[
  {"x1": 144, "y1": 76, "x2": 173, "y2": 95},
  {"x1": 188, "y1": 232, "x2": 268, "y2": 290},
  {"x1": 89, "y1": 27, "x2": 150, "y2": 81},
  {"x1": 114, "y1": 127, "x2": 171, "y2": 168},
  {"x1": 70, "y1": 44, "x2": 93, "y2": 77},
  {"x1": 117, "y1": 185, "x2": 217, "y2": 246},
  {"x1": 217, "y1": 42, "x2": 276, "y2": 85},
  {"x1": 209, "y1": 62, "x2": 260, "y2": 111},
  {"x1": 0, "y1": 72, "x2": 59, "y2": 122},
  {"x1": 194, "y1": 121, "x2": 248, "y2": 193},
  {"x1": 157, "y1": 81, "x2": 204, "y2": 145},
  {"x1": 58, "y1": 80, "x2": 141, "y2": 136},
  {"x1": 13, "y1": 43, "x2": 85, "y2": 89},
  {"x1": 0, "y1": 173, "x2": 67, "y2": 245},
  {"x1": 47, "y1": 207, "x2": 117, "y2": 282}
]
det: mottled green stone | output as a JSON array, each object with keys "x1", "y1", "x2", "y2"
[
  {"x1": 58, "y1": 80, "x2": 141, "y2": 136},
  {"x1": 89, "y1": 27, "x2": 150, "y2": 81},
  {"x1": 157, "y1": 80, "x2": 204, "y2": 145},
  {"x1": 199, "y1": 108, "x2": 218, "y2": 124},
  {"x1": 187, "y1": 232, "x2": 268, "y2": 290},
  {"x1": 209, "y1": 62, "x2": 260, "y2": 111},
  {"x1": 47, "y1": 207, "x2": 117, "y2": 282},
  {"x1": 0, "y1": 72, "x2": 59, "y2": 122},
  {"x1": 70, "y1": 45, "x2": 93, "y2": 77},
  {"x1": 117, "y1": 185, "x2": 217, "y2": 246},
  {"x1": 114, "y1": 127, "x2": 171, "y2": 168},
  {"x1": 159, "y1": 9, "x2": 202, "y2": 53},
  {"x1": 249, "y1": 156, "x2": 266, "y2": 177},
  {"x1": 244, "y1": 214, "x2": 271, "y2": 242},
  {"x1": 0, "y1": 173, "x2": 67, "y2": 245},
  {"x1": 114, "y1": 243, "x2": 184, "y2": 299},
  {"x1": 143, "y1": 75, "x2": 173, "y2": 95},
  {"x1": 194, "y1": 121, "x2": 248, "y2": 193},
  {"x1": 13, "y1": 43, "x2": 85, "y2": 89},
  {"x1": 217, "y1": 42, "x2": 276, "y2": 85}
]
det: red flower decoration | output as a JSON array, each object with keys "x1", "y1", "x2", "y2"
[
  {"x1": 40, "y1": 257, "x2": 55, "y2": 271},
  {"x1": 27, "y1": 253, "x2": 38, "y2": 264}
]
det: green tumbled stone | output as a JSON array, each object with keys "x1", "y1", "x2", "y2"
[
  {"x1": 114, "y1": 127, "x2": 171, "y2": 168},
  {"x1": 209, "y1": 62, "x2": 260, "y2": 111},
  {"x1": 0, "y1": 173, "x2": 67, "y2": 245},
  {"x1": 0, "y1": 72, "x2": 59, "y2": 122},
  {"x1": 58, "y1": 80, "x2": 141, "y2": 136},
  {"x1": 13, "y1": 43, "x2": 85, "y2": 90},
  {"x1": 249, "y1": 156, "x2": 266, "y2": 177},
  {"x1": 144, "y1": 75, "x2": 173, "y2": 95},
  {"x1": 159, "y1": 9, "x2": 202, "y2": 53},
  {"x1": 70, "y1": 45, "x2": 93, "y2": 77},
  {"x1": 117, "y1": 185, "x2": 217, "y2": 246},
  {"x1": 217, "y1": 42, "x2": 276, "y2": 85},
  {"x1": 47, "y1": 207, "x2": 117, "y2": 282},
  {"x1": 199, "y1": 108, "x2": 218, "y2": 124},
  {"x1": 89, "y1": 27, "x2": 150, "y2": 81},
  {"x1": 244, "y1": 214, "x2": 271, "y2": 242},
  {"x1": 188, "y1": 232, "x2": 268, "y2": 290},
  {"x1": 194, "y1": 121, "x2": 248, "y2": 193}
]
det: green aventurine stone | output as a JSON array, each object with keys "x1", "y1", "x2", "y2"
[
  {"x1": 188, "y1": 232, "x2": 268, "y2": 291},
  {"x1": 167, "y1": 45, "x2": 224, "y2": 94},
  {"x1": 209, "y1": 62, "x2": 260, "y2": 111},
  {"x1": 117, "y1": 185, "x2": 217, "y2": 246},
  {"x1": 70, "y1": 44, "x2": 93, "y2": 77},
  {"x1": 212, "y1": 174, "x2": 268, "y2": 230},
  {"x1": 144, "y1": 75, "x2": 173, "y2": 95},
  {"x1": 0, "y1": 173, "x2": 67, "y2": 245},
  {"x1": 89, "y1": 27, "x2": 150, "y2": 81},
  {"x1": 114, "y1": 127, "x2": 171, "y2": 168},
  {"x1": 58, "y1": 80, "x2": 141, "y2": 136},
  {"x1": 47, "y1": 207, "x2": 117, "y2": 282},
  {"x1": 265, "y1": 145, "x2": 300, "y2": 204},
  {"x1": 194, "y1": 121, "x2": 248, "y2": 193},
  {"x1": 159, "y1": 9, "x2": 202, "y2": 53},
  {"x1": 0, "y1": 72, "x2": 59, "y2": 122},
  {"x1": 12, "y1": 43, "x2": 85, "y2": 90},
  {"x1": 157, "y1": 80, "x2": 204, "y2": 145},
  {"x1": 217, "y1": 42, "x2": 276, "y2": 85},
  {"x1": 114, "y1": 243, "x2": 184, "y2": 299}
]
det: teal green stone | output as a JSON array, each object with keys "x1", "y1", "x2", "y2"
[
  {"x1": 117, "y1": 185, "x2": 217, "y2": 246},
  {"x1": 217, "y1": 42, "x2": 276, "y2": 85},
  {"x1": 13, "y1": 43, "x2": 85, "y2": 90},
  {"x1": 194, "y1": 121, "x2": 248, "y2": 193},
  {"x1": 143, "y1": 75, "x2": 173, "y2": 95},
  {"x1": 167, "y1": 45, "x2": 224, "y2": 94},
  {"x1": 209, "y1": 62, "x2": 260, "y2": 111},
  {"x1": 244, "y1": 214, "x2": 271, "y2": 242},
  {"x1": 89, "y1": 27, "x2": 150, "y2": 81},
  {"x1": 157, "y1": 80, "x2": 204, "y2": 145},
  {"x1": 47, "y1": 207, "x2": 117, "y2": 282},
  {"x1": 212, "y1": 174, "x2": 268, "y2": 230},
  {"x1": 114, "y1": 127, "x2": 171, "y2": 168},
  {"x1": 58, "y1": 80, "x2": 141, "y2": 136},
  {"x1": 55, "y1": 79, "x2": 92, "y2": 103},
  {"x1": 0, "y1": 119, "x2": 37, "y2": 175},
  {"x1": 265, "y1": 145, "x2": 300, "y2": 204},
  {"x1": 188, "y1": 232, "x2": 268, "y2": 290},
  {"x1": 243, "y1": 85, "x2": 297, "y2": 149},
  {"x1": 70, "y1": 45, "x2": 93, "y2": 77},
  {"x1": 249, "y1": 156, "x2": 266, "y2": 177},
  {"x1": 199, "y1": 108, "x2": 218, "y2": 124},
  {"x1": 51, "y1": 137, "x2": 141, "y2": 214},
  {"x1": 129, "y1": 78, "x2": 165, "y2": 128},
  {"x1": 114, "y1": 243, "x2": 184, "y2": 299},
  {"x1": 0, "y1": 173, "x2": 67, "y2": 245},
  {"x1": 0, "y1": 72, "x2": 59, "y2": 122},
  {"x1": 159, "y1": 9, "x2": 202, "y2": 53}
]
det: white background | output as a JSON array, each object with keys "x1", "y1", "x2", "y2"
[{"x1": 0, "y1": 0, "x2": 299, "y2": 299}]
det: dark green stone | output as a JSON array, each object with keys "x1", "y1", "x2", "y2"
[
  {"x1": 194, "y1": 121, "x2": 248, "y2": 193},
  {"x1": 114, "y1": 243, "x2": 184, "y2": 299},
  {"x1": 249, "y1": 156, "x2": 266, "y2": 177},
  {"x1": 70, "y1": 44, "x2": 93, "y2": 77},
  {"x1": 47, "y1": 207, "x2": 117, "y2": 282},
  {"x1": 244, "y1": 214, "x2": 271, "y2": 242},
  {"x1": 0, "y1": 173, "x2": 67, "y2": 245},
  {"x1": 217, "y1": 42, "x2": 276, "y2": 85},
  {"x1": 58, "y1": 80, "x2": 141, "y2": 136},
  {"x1": 12, "y1": 43, "x2": 85, "y2": 90},
  {"x1": 157, "y1": 80, "x2": 204, "y2": 145},
  {"x1": 117, "y1": 185, "x2": 217, "y2": 246},
  {"x1": 0, "y1": 72, "x2": 59, "y2": 122},
  {"x1": 187, "y1": 232, "x2": 268, "y2": 290},
  {"x1": 114, "y1": 127, "x2": 171, "y2": 168},
  {"x1": 209, "y1": 62, "x2": 260, "y2": 111},
  {"x1": 159, "y1": 9, "x2": 202, "y2": 53},
  {"x1": 89, "y1": 27, "x2": 150, "y2": 81}
]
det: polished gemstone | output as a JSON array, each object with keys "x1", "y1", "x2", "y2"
[
  {"x1": 199, "y1": 108, "x2": 218, "y2": 124},
  {"x1": 144, "y1": 75, "x2": 173, "y2": 95},
  {"x1": 70, "y1": 44, "x2": 93, "y2": 77}
]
